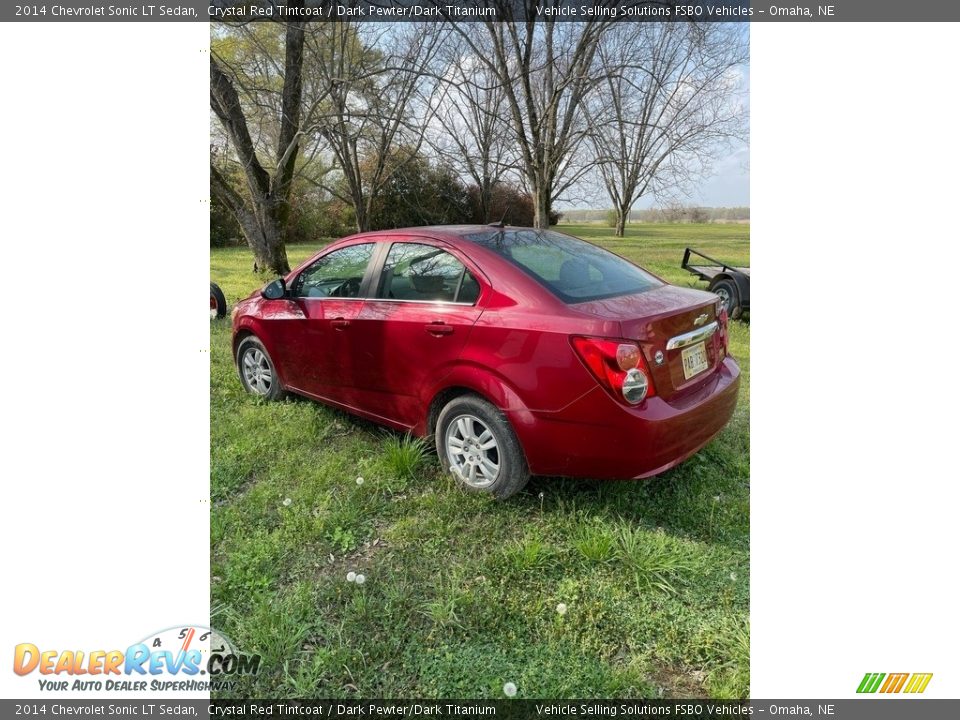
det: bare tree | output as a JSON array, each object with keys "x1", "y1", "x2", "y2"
[
  {"x1": 210, "y1": 21, "x2": 307, "y2": 274},
  {"x1": 306, "y1": 23, "x2": 446, "y2": 232},
  {"x1": 588, "y1": 23, "x2": 748, "y2": 237},
  {"x1": 445, "y1": 9, "x2": 613, "y2": 228},
  {"x1": 429, "y1": 34, "x2": 518, "y2": 223}
]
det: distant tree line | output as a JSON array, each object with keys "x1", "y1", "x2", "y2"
[
  {"x1": 210, "y1": 15, "x2": 747, "y2": 272},
  {"x1": 556, "y1": 206, "x2": 749, "y2": 227},
  {"x1": 639, "y1": 206, "x2": 750, "y2": 223}
]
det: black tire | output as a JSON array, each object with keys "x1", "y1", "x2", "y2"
[
  {"x1": 210, "y1": 282, "x2": 228, "y2": 319},
  {"x1": 236, "y1": 336, "x2": 286, "y2": 401},
  {"x1": 436, "y1": 394, "x2": 529, "y2": 499},
  {"x1": 710, "y1": 278, "x2": 742, "y2": 320}
]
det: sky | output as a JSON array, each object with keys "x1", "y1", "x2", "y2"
[
  {"x1": 693, "y1": 140, "x2": 750, "y2": 207},
  {"x1": 693, "y1": 60, "x2": 751, "y2": 208}
]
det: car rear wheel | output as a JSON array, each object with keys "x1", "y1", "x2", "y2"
[
  {"x1": 236, "y1": 336, "x2": 285, "y2": 401},
  {"x1": 710, "y1": 278, "x2": 742, "y2": 320},
  {"x1": 436, "y1": 395, "x2": 529, "y2": 499}
]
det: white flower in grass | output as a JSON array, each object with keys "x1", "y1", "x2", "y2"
[
  {"x1": 730, "y1": 572, "x2": 738, "y2": 582},
  {"x1": 346, "y1": 571, "x2": 357, "y2": 583},
  {"x1": 282, "y1": 497, "x2": 292, "y2": 507},
  {"x1": 356, "y1": 476, "x2": 364, "y2": 486},
  {"x1": 503, "y1": 682, "x2": 517, "y2": 697},
  {"x1": 713, "y1": 495, "x2": 721, "y2": 503},
  {"x1": 355, "y1": 574, "x2": 366, "y2": 585},
  {"x1": 556, "y1": 603, "x2": 568, "y2": 616}
]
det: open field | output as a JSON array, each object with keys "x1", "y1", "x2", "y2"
[{"x1": 210, "y1": 223, "x2": 749, "y2": 699}]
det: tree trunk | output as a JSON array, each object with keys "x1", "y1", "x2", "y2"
[
  {"x1": 355, "y1": 193, "x2": 370, "y2": 233},
  {"x1": 615, "y1": 206, "x2": 628, "y2": 238},
  {"x1": 233, "y1": 206, "x2": 291, "y2": 275},
  {"x1": 249, "y1": 211, "x2": 291, "y2": 275},
  {"x1": 532, "y1": 186, "x2": 551, "y2": 230},
  {"x1": 211, "y1": 166, "x2": 291, "y2": 275},
  {"x1": 480, "y1": 178, "x2": 493, "y2": 223}
]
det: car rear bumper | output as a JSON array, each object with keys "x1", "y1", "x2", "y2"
[{"x1": 509, "y1": 356, "x2": 741, "y2": 479}]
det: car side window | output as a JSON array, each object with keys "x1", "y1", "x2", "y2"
[
  {"x1": 377, "y1": 242, "x2": 480, "y2": 304},
  {"x1": 293, "y1": 243, "x2": 375, "y2": 298}
]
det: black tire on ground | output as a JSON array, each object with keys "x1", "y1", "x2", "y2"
[
  {"x1": 710, "y1": 278, "x2": 742, "y2": 320},
  {"x1": 236, "y1": 336, "x2": 286, "y2": 401},
  {"x1": 436, "y1": 394, "x2": 530, "y2": 500},
  {"x1": 210, "y1": 282, "x2": 228, "y2": 319}
]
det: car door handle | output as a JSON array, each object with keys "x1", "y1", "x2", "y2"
[
  {"x1": 331, "y1": 318, "x2": 351, "y2": 330},
  {"x1": 425, "y1": 322, "x2": 454, "y2": 336}
]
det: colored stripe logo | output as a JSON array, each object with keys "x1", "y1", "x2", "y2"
[{"x1": 857, "y1": 672, "x2": 932, "y2": 694}]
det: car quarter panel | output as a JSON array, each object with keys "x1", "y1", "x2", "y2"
[{"x1": 453, "y1": 309, "x2": 620, "y2": 411}]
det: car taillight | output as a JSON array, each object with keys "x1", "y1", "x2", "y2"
[
  {"x1": 717, "y1": 302, "x2": 730, "y2": 360},
  {"x1": 717, "y1": 304, "x2": 730, "y2": 355},
  {"x1": 571, "y1": 337, "x2": 656, "y2": 405}
]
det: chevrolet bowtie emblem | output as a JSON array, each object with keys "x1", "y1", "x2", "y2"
[{"x1": 693, "y1": 313, "x2": 708, "y2": 326}]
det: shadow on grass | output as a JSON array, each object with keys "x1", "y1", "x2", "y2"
[
  {"x1": 260, "y1": 392, "x2": 747, "y2": 550},
  {"x1": 521, "y1": 461, "x2": 748, "y2": 550}
]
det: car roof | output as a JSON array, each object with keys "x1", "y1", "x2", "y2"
[{"x1": 344, "y1": 224, "x2": 535, "y2": 244}]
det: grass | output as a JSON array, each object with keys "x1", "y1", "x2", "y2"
[
  {"x1": 210, "y1": 222, "x2": 750, "y2": 699},
  {"x1": 382, "y1": 434, "x2": 429, "y2": 481}
]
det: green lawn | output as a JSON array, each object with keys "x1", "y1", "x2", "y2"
[{"x1": 210, "y1": 222, "x2": 750, "y2": 699}]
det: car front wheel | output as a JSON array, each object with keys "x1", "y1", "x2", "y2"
[
  {"x1": 236, "y1": 336, "x2": 285, "y2": 401},
  {"x1": 436, "y1": 395, "x2": 529, "y2": 499}
]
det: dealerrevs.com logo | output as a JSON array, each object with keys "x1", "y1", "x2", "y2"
[
  {"x1": 857, "y1": 672, "x2": 933, "y2": 694},
  {"x1": 13, "y1": 625, "x2": 261, "y2": 692}
]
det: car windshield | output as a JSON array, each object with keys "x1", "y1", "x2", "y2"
[{"x1": 465, "y1": 229, "x2": 662, "y2": 303}]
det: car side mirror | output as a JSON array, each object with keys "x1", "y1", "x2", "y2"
[{"x1": 261, "y1": 277, "x2": 287, "y2": 300}]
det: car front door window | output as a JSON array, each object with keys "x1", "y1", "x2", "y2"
[{"x1": 294, "y1": 243, "x2": 375, "y2": 298}]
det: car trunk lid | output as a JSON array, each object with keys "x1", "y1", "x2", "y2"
[{"x1": 572, "y1": 285, "x2": 723, "y2": 400}]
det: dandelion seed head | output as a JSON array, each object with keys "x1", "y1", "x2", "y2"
[
  {"x1": 347, "y1": 571, "x2": 357, "y2": 583},
  {"x1": 356, "y1": 476, "x2": 364, "y2": 486},
  {"x1": 730, "y1": 572, "x2": 738, "y2": 582},
  {"x1": 355, "y1": 574, "x2": 366, "y2": 585},
  {"x1": 503, "y1": 682, "x2": 517, "y2": 697},
  {"x1": 282, "y1": 498, "x2": 292, "y2": 507},
  {"x1": 556, "y1": 603, "x2": 568, "y2": 615}
]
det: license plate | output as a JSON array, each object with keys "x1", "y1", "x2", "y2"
[{"x1": 681, "y1": 341, "x2": 709, "y2": 380}]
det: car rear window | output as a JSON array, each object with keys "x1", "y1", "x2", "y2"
[{"x1": 465, "y1": 229, "x2": 662, "y2": 303}]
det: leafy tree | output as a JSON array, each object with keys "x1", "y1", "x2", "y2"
[
  {"x1": 368, "y1": 153, "x2": 471, "y2": 230},
  {"x1": 210, "y1": 21, "x2": 306, "y2": 273}
]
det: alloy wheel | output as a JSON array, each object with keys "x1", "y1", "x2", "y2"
[
  {"x1": 445, "y1": 414, "x2": 500, "y2": 488},
  {"x1": 242, "y1": 347, "x2": 273, "y2": 396}
]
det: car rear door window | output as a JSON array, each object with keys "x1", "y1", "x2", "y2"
[
  {"x1": 377, "y1": 242, "x2": 479, "y2": 304},
  {"x1": 293, "y1": 243, "x2": 375, "y2": 298}
]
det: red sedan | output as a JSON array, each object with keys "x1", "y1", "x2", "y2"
[{"x1": 232, "y1": 226, "x2": 740, "y2": 499}]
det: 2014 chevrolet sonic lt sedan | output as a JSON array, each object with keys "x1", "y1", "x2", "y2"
[{"x1": 232, "y1": 226, "x2": 740, "y2": 499}]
